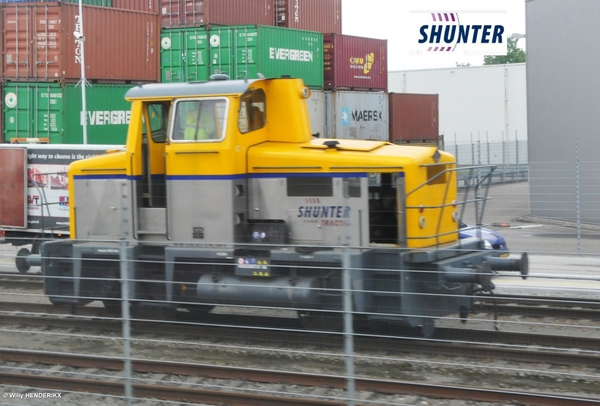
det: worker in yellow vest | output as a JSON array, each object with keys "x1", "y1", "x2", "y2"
[{"x1": 184, "y1": 102, "x2": 217, "y2": 140}]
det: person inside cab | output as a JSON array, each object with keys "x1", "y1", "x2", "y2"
[{"x1": 182, "y1": 101, "x2": 218, "y2": 140}]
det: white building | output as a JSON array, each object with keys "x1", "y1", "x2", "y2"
[{"x1": 389, "y1": 64, "x2": 527, "y2": 166}]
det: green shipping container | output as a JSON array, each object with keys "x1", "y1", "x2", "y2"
[
  {"x1": 210, "y1": 26, "x2": 323, "y2": 88},
  {"x1": 3, "y1": 83, "x2": 132, "y2": 145},
  {"x1": 159, "y1": 25, "x2": 323, "y2": 88},
  {"x1": 161, "y1": 27, "x2": 210, "y2": 83}
]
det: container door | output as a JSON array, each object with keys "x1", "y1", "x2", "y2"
[
  {"x1": 0, "y1": 147, "x2": 27, "y2": 228},
  {"x1": 161, "y1": 28, "x2": 210, "y2": 83},
  {"x1": 3, "y1": 5, "x2": 34, "y2": 80}
]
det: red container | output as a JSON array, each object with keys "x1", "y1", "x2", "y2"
[
  {"x1": 323, "y1": 34, "x2": 387, "y2": 91},
  {"x1": 275, "y1": 0, "x2": 341, "y2": 33},
  {"x1": 3, "y1": 3, "x2": 160, "y2": 83},
  {"x1": 160, "y1": 0, "x2": 274, "y2": 28},
  {"x1": 389, "y1": 93, "x2": 440, "y2": 144},
  {"x1": 114, "y1": 0, "x2": 159, "y2": 13}
]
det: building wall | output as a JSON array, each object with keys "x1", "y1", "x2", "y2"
[
  {"x1": 526, "y1": 0, "x2": 600, "y2": 223},
  {"x1": 388, "y1": 64, "x2": 527, "y2": 163}
]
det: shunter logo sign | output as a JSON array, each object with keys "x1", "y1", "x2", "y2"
[{"x1": 408, "y1": 10, "x2": 507, "y2": 55}]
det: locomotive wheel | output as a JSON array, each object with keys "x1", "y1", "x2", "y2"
[{"x1": 15, "y1": 248, "x2": 31, "y2": 274}]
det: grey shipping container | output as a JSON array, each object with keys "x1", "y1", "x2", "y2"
[
  {"x1": 307, "y1": 90, "x2": 388, "y2": 141},
  {"x1": 388, "y1": 93, "x2": 439, "y2": 144}
]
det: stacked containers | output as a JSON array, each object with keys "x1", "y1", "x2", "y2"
[
  {"x1": 1, "y1": 2, "x2": 160, "y2": 144},
  {"x1": 307, "y1": 34, "x2": 389, "y2": 140}
]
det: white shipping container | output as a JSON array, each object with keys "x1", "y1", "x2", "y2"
[{"x1": 306, "y1": 90, "x2": 389, "y2": 141}]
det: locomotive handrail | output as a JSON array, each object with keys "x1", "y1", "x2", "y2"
[{"x1": 404, "y1": 164, "x2": 496, "y2": 247}]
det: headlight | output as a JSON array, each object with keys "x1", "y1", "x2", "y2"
[{"x1": 483, "y1": 240, "x2": 493, "y2": 250}]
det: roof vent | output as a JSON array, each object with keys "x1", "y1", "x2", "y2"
[
  {"x1": 323, "y1": 140, "x2": 339, "y2": 149},
  {"x1": 209, "y1": 74, "x2": 230, "y2": 81}
]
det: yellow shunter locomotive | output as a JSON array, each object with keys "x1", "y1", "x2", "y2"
[{"x1": 40, "y1": 76, "x2": 527, "y2": 336}]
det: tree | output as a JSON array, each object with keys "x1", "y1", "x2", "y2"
[
  {"x1": 483, "y1": 37, "x2": 526, "y2": 65},
  {"x1": 455, "y1": 62, "x2": 471, "y2": 67}
]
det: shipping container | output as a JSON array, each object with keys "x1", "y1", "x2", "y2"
[
  {"x1": 306, "y1": 89, "x2": 325, "y2": 137},
  {"x1": 3, "y1": 82, "x2": 133, "y2": 144},
  {"x1": 114, "y1": 0, "x2": 158, "y2": 13},
  {"x1": 209, "y1": 25, "x2": 323, "y2": 88},
  {"x1": 305, "y1": 90, "x2": 388, "y2": 140},
  {"x1": 324, "y1": 34, "x2": 387, "y2": 91},
  {"x1": 2, "y1": 3, "x2": 159, "y2": 82},
  {"x1": 388, "y1": 93, "x2": 439, "y2": 144},
  {"x1": 161, "y1": 27, "x2": 209, "y2": 83},
  {"x1": 275, "y1": 0, "x2": 341, "y2": 34},
  {"x1": 160, "y1": 0, "x2": 273, "y2": 28}
]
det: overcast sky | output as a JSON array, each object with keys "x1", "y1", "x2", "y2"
[{"x1": 341, "y1": 0, "x2": 526, "y2": 71}]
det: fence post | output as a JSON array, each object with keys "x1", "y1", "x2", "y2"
[
  {"x1": 575, "y1": 138, "x2": 581, "y2": 253},
  {"x1": 119, "y1": 181, "x2": 133, "y2": 405},
  {"x1": 342, "y1": 182, "x2": 355, "y2": 405}
]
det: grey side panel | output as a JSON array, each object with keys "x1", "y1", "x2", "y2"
[{"x1": 73, "y1": 179, "x2": 133, "y2": 240}]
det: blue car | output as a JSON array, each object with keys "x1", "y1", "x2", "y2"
[{"x1": 459, "y1": 221, "x2": 509, "y2": 257}]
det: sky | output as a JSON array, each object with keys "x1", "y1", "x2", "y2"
[{"x1": 341, "y1": 0, "x2": 526, "y2": 72}]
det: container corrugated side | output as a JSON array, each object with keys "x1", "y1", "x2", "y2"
[
  {"x1": 160, "y1": 0, "x2": 274, "y2": 28},
  {"x1": 276, "y1": 0, "x2": 341, "y2": 34},
  {"x1": 209, "y1": 25, "x2": 323, "y2": 88},
  {"x1": 388, "y1": 93, "x2": 439, "y2": 144},
  {"x1": 2, "y1": 3, "x2": 159, "y2": 82},
  {"x1": 306, "y1": 89, "x2": 325, "y2": 137},
  {"x1": 324, "y1": 91, "x2": 388, "y2": 140},
  {"x1": 324, "y1": 34, "x2": 387, "y2": 91},
  {"x1": 3, "y1": 82, "x2": 132, "y2": 144},
  {"x1": 114, "y1": 0, "x2": 158, "y2": 13},
  {"x1": 160, "y1": 27, "x2": 209, "y2": 82}
]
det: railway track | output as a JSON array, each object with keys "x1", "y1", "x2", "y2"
[
  {"x1": 0, "y1": 302, "x2": 598, "y2": 368},
  {"x1": 0, "y1": 349, "x2": 598, "y2": 406}
]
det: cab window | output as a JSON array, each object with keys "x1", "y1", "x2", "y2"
[
  {"x1": 142, "y1": 102, "x2": 169, "y2": 143},
  {"x1": 239, "y1": 89, "x2": 266, "y2": 133},
  {"x1": 171, "y1": 98, "x2": 228, "y2": 142}
]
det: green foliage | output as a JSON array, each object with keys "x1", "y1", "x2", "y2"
[
  {"x1": 455, "y1": 62, "x2": 471, "y2": 67},
  {"x1": 483, "y1": 37, "x2": 526, "y2": 65}
]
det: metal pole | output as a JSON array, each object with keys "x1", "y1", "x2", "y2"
[
  {"x1": 575, "y1": 139, "x2": 581, "y2": 253},
  {"x1": 342, "y1": 181, "x2": 355, "y2": 406},
  {"x1": 119, "y1": 182, "x2": 133, "y2": 405},
  {"x1": 76, "y1": 0, "x2": 89, "y2": 144}
]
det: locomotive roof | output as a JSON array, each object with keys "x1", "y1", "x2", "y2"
[{"x1": 125, "y1": 78, "x2": 260, "y2": 100}]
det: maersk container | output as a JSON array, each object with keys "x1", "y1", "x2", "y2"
[
  {"x1": 160, "y1": 0, "x2": 273, "y2": 28},
  {"x1": 3, "y1": 83, "x2": 132, "y2": 144},
  {"x1": 161, "y1": 27, "x2": 209, "y2": 83},
  {"x1": 209, "y1": 25, "x2": 323, "y2": 88},
  {"x1": 275, "y1": 0, "x2": 342, "y2": 34},
  {"x1": 324, "y1": 34, "x2": 387, "y2": 91},
  {"x1": 389, "y1": 93, "x2": 439, "y2": 144},
  {"x1": 2, "y1": 3, "x2": 159, "y2": 82},
  {"x1": 326, "y1": 91, "x2": 388, "y2": 140}
]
